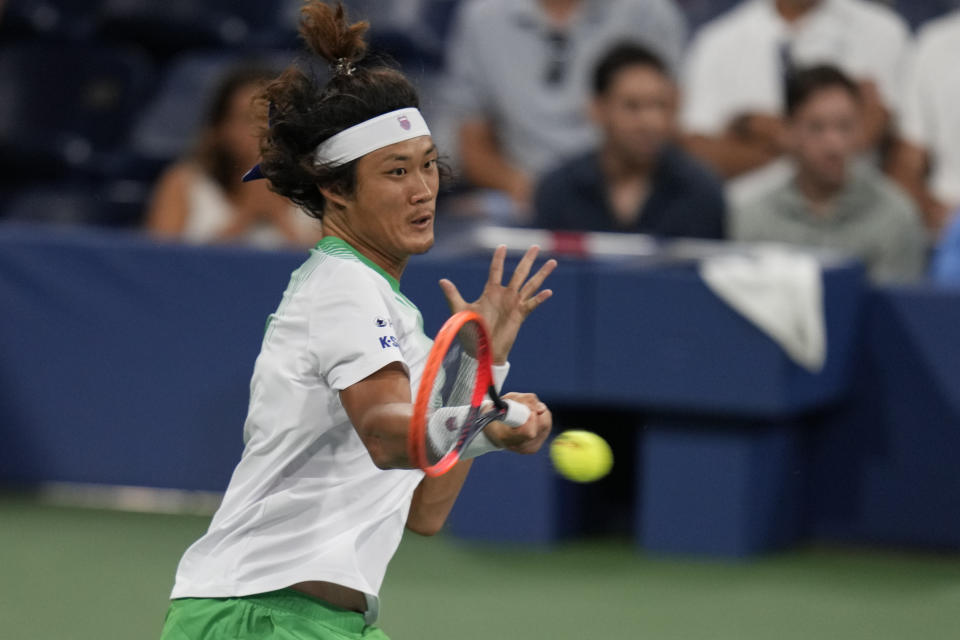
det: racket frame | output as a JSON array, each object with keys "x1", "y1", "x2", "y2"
[{"x1": 409, "y1": 310, "x2": 506, "y2": 476}]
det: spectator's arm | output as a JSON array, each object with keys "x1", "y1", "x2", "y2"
[
  {"x1": 145, "y1": 164, "x2": 192, "y2": 237},
  {"x1": 681, "y1": 128, "x2": 781, "y2": 180},
  {"x1": 459, "y1": 118, "x2": 533, "y2": 209},
  {"x1": 888, "y1": 139, "x2": 951, "y2": 232},
  {"x1": 857, "y1": 79, "x2": 892, "y2": 152}
]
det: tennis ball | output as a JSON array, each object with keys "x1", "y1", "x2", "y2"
[{"x1": 549, "y1": 430, "x2": 613, "y2": 483}]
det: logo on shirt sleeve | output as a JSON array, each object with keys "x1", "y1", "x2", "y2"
[
  {"x1": 375, "y1": 316, "x2": 392, "y2": 328},
  {"x1": 379, "y1": 335, "x2": 400, "y2": 349}
]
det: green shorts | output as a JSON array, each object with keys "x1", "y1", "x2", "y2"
[{"x1": 160, "y1": 588, "x2": 390, "y2": 640}]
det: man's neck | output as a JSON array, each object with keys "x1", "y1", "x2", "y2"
[
  {"x1": 320, "y1": 215, "x2": 408, "y2": 282},
  {"x1": 794, "y1": 170, "x2": 844, "y2": 217},
  {"x1": 539, "y1": 0, "x2": 582, "y2": 27},
  {"x1": 775, "y1": 0, "x2": 821, "y2": 24},
  {"x1": 599, "y1": 145, "x2": 656, "y2": 184}
]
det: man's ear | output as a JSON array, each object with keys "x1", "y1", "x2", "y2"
[{"x1": 318, "y1": 184, "x2": 349, "y2": 210}]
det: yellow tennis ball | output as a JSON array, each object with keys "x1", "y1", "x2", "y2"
[{"x1": 549, "y1": 430, "x2": 613, "y2": 483}]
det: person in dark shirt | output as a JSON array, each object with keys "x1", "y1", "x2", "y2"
[{"x1": 534, "y1": 42, "x2": 726, "y2": 238}]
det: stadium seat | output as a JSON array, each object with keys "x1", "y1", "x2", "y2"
[
  {"x1": 96, "y1": 0, "x2": 284, "y2": 55},
  {"x1": 0, "y1": 0, "x2": 98, "y2": 41},
  {"x1": 0, "y1": 42, "x2": 155, "y2": 183}
]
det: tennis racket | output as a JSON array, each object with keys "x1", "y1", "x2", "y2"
[{"x1": 408, "y1": 310, "x2": 529, "y2": 477}]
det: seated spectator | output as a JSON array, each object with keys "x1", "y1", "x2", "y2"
[
  {"x1": 681, "y1": 0, "x2": 910, "y2": 180},
  {"x1": 534, "y1": 42, "x2": 725, "y2": 238},
  {"x1": 146, "y1": 66, "x2": 320, "y2": 248},
  {"x1": 731, "y1": 65, "x2": 926, "y2": 282},
  {"x1": 889, "y1": 9, "x2": 960, "y2": 233},
  {"x1": 931, "y1": 207, "x2": 960, "y2": 285},
  {"x1": 444, "y1": 0, "x2": 687, "y2": 217}
]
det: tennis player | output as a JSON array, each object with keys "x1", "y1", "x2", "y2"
[{"x1": 159, "y1": 3, "x2": 555, "y2": 639}]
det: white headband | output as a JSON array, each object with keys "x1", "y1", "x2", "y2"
[{"x1": 313, "y1": 108, "x2": 431, "y2": 167}]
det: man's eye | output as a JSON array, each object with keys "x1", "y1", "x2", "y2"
[{"x1": 389, "y1": 168, "x2": 407, "y2": 176}]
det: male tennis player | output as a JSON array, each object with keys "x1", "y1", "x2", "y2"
[{"x1": 159, "y1": 3, "x2": 555, "y2": 639}]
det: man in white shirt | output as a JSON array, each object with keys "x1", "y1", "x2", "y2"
[
  {"x1": 681, "y1": 0, "x2": 911, "y2": 179},
  {"x1": 161, "y1": 3, "x2": 556, "y2": 639},
  {"x1": 889, "y1": 9, "x2": 960, "y2": 232}
]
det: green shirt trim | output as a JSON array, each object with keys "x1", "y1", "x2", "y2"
[
  {"x1": 315, "y1": 236, "x2": 423, "y2": 323},
  {"x1": 316, "y1": 236, "x2": 401, "y2": 292}
]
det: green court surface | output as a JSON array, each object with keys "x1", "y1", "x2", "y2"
[{"x1": 1, "y1": 494, "x2": 958, "y2": 639}]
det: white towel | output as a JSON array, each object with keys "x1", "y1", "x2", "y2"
[{"x1": 699, "y1": 245, "x2": 827, "y2": 372}]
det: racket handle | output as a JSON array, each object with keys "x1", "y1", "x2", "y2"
[{"x1": 502, "y1": 399, "x2": 532, "y2": 428}]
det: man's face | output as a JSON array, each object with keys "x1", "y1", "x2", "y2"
[
  {"x1": 787, "y1": 86, "x2": 861, "y2": 191},
  {"x1": 343, "y1": 136, "x2": 440, "y2": 260},
  {"x1": 592, "y1": 64, "x2": 676, "y2": 166}
]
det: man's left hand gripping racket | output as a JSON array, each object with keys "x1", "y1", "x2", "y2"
[{"x1": 408, "y1": 310, "x2": 530, "y2": 476}]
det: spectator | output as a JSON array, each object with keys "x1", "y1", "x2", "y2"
[
  {"x1": 889, "y1": 9, "x2": 960, "y2": 233},
  {"x1": 681, "y1": 0, "x2": 910, "y2": 180},
  {"x1": 731, "y1": 65, "x2": 926, "y2": 282},
  {"x1": 146, "y1": 66, "x2": 321, "y2": 248},
  {"x1": 444, "y1": 0, "x2": 687, "y2": 217},
  {"x1": 931, "y1": 207, "x2": 960, "y2": 285},
  {"x1": 534, "y1": 42, "x2": 725, "y2": 238}
]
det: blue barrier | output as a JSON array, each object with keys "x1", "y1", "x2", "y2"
[{"x1": 1, "y1": 225, "x2": 958, "y2": 552}]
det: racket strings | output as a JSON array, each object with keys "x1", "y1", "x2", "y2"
[{"x1": 422, "y1": 322, "x2": 484, "y2": 465}]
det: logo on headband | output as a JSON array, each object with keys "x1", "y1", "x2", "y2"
[{"x1": 398, "y1": 115, "x2": 411, "y2": 131}]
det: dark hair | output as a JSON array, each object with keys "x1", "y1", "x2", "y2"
[
  {"x1": 196, "y1": 65, "x2": 276, "y2": 192},
  {"x1": 785, "y1": 65, "x2": 861, "y2": 117},
  {"x1": 592, "y1": 42, "x2": 669, "y2": 96},
  {"x1": 258, "y1": 1, "x2": 423, "y2": 220}
]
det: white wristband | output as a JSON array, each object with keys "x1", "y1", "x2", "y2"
[{"x1": 492, "y1": 361, "x2": 510, "y2": 392}]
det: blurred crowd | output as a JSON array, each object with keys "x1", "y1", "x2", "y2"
[{"x1": 1, "y1": 0, "x2": 960, "y2": 284}]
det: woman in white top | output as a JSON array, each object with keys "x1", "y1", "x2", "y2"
[
  {"x1": 159, "y1": 3, "x2": 556, "y2": 639},
  {"x1": 146, "y1": 66, "x2": 320, "y2": 248}
]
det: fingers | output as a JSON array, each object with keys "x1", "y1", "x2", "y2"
[
  {"x1": 523, "y1": 289, "x2": 553, "y2": 314},
  {"x1": 507, "y1": 245, "x2": 540, "y2": 291},
  {"x1": 438, "y1": 279, "x2": 467, "y2": 312},
  {"x1": 487, "y1": 245, "x2": 507, "y2": 287},
  {"x1": 519, "y1": 258, "x2": 557, "y2": 300}
]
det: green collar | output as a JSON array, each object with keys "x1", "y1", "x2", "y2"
[{"x1": 315, "y1": 236, "x2": 401, "y2": 292}]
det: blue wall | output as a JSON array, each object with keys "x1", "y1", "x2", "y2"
[{"x1": 1, "y1": 224, "x2": 958, "y2": 549}]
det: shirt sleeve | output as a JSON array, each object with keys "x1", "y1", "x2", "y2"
[
  {"x1": 862, "y1": 13, "x2": 911, "y2": 118},
  {"x1": 679, "y1": 30, "x2": 728, "y2": 135},
  {"x1": 306, "y1": 263, "x2": 407, "y2": 391},
  {"x1": 898, "y1": 35, "x2": 933, "y2": 149},
  {"x1": 442, "y1": 2, "x2": 493, "y2": 121}
]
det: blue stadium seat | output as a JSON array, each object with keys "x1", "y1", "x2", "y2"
[
  {"x1": 0, "y1": 0, "x2": 98, "y2": 41},
  {"x1": 0, "y1": 43, "x2": 155, "y2": 183},
  {"x1": 1, "y1": 180, "x2": 149, "y2": 228},
  {"x1": 96, "y1": 0, "x2": 283, "y2": 54}
]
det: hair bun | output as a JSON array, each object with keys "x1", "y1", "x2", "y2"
[{"x1": 299, "y1": 1, "x2": 369, "y2": 68}]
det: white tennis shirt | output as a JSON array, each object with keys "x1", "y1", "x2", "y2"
[{"x1": 171, "y1": 236, "x2": 434, "y2": 616}]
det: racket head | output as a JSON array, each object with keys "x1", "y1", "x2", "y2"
[{"x1": 409, "y1": 310, "x2": 496, "y2": 476}]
